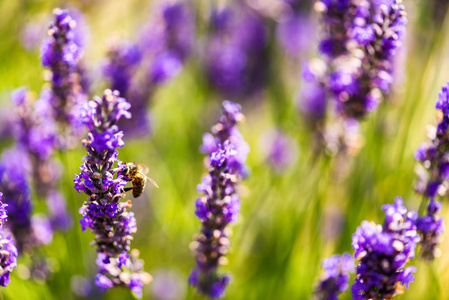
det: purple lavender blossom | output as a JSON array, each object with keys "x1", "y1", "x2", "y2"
[
  {"x1": 11, "y1": 87, "x2": 71, "y2": 231},
  {"x1": 41, "y1": 8, "x2": 86, "y2": 146},
  {"x1": 298, "y1": 61, "x2": 327, "y2": 127},
  {"x1": 415, "y1": 82, "x2": 449, "y2": 198},
  {"x1": 0, "y1": 193, "x2": 17, "y2": 287},
  {"x1": 0, "y1": 230, "x2": 17, "y2": 287},
  {"x1": 333, "y1": 1, "x2": 406, "y2": 118},
  {"x1": 0, "y1": 193, "x2": 7, "y2": 225},
  {"x1": 311, "y1": 1, "x2": 407, "y2": 121},
  {"x1": 0, "y1": 147, "x2": 40, "y2": 253},
  {"x1": 352, "y1": 197, "x2": 420, "y2": 300},
  {"x1": 416, "y1": 199, "x2": 445, "y2": 261},
  {"x1": 200, "y1": 101, "x2": 250, "y2": 178},
  {"x1": 189, "y1": 142, "x2": 243, "y2": 298},
  {"x1": 315, "y1": 0, "x2": 351, "y2": 58},
  {"x1": 12, "y1": 88, "x2": 58, "y2": 161},
  {"x1": 204, "y1": 5, "x2": 268, "y2": 97},
  {"x1": 0, "y1": 144, "x2": 56, "y2": 282},
  {"x1": 413, "y1": 84, "x2": 449, "y2": 261},
  {"x1": 74, "y1": 89, "x2": 151, "y2": 295},
  {"x1": 313, "y1": 253, "x2": 354, "y2": 300}
]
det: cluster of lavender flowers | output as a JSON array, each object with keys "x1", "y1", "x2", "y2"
[
  {"x1": 0, "y1": 192, "x2": 18, "y2": 287},
  {"x1": 0, "y1": 148, "x2": 48, "y2": 254},
  {"x1": 313, "y1": 253, "x2": 354, "y2": 300},
  {"x1": 415, "y1": 82, "x2": 449, "y2": 197},
  {"x1": 352, "y1": 197, "x2": 419, "y2": 299},
  {"x1": 139, "y1": 2, "x2": 194, "y2": 85},
  {"x1": 41, "y1": 8, "x2": 86, "y2": 146},
  {"x1": 204, "y1": 4, "x2": 268, "y2": 97},
  {"x1": 414, "y1": 82, "x2": 449, "y2": 260},
  {"x1": 74, "y1": 90, "x2": 151, "y2": 296},
  {"x1": 102, "y1": 2, "x2": 194, "y2": 138},
  {"x1": 189, "y1": 101, "x2": 249, "y2": 298},
  {"x1": 301, "y1": 1, "x2": 407, "y2": 153},
  {"x1": 11, "y1": 88, "x2": 71, "y2": 231}
]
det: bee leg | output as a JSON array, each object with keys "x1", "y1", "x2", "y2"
[{"x1": 123, "y1": 187, "x2": 133, "y2": 193}]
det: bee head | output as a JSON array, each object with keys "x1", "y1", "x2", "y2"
[{"x1": 123, "y1": 162, "x2": 137, "y2": 176}]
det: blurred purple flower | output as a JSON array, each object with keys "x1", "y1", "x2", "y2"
[
  {"x1": 102, "y1": 41, "x2": 142, "y2": 96},
  {"x1": 204, "y1": 5, "x2": 268, "y2": 97},
  {"x1": 41, "y1": 8, "x2": 87, "y2": 147},
  {"x1": 11, "y1": 87, "x2": 71, "y2": 232},
  {"x1": 0, "y1": 147, "x2": 38, "y2": 253},
  {"x1": 47, "y1": 191, "x2": 72, "y2": 230},
  {"x1": 415, "y1": 82, "x2": 449, "y2": 198},
  {"x1": 313, "y1": 253, "x2": 354, "y2": 300},
  {"x1": 0, "y1": 193, "x2": 17, "y2": 287},
  {"x1": 416, "y1": 199, "x2": 445, "y2": 261},
  {"x1": 298, "y1": 61, "x2": 327, "y2": 126},
  {"x1": 352, "y1": 197, "x2": 420, "y2": 299},
  {"x1": 309, "y1": 0, "x2": 407, "y2": 126}
]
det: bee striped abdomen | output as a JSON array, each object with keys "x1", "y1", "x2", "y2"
[{"x1": 132, "y1": 176, "x2": 145, "y2": 198}]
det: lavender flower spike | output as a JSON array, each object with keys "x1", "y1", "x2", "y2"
[
  {"x1": 0, "y1": 192, "x2": 17, "y2": 287},
  {"x1": 415, "y1": 82, "x2": 449, "y2": 198},
  {"x1": 413, "y1": 82, "x2": 449, "y2": 260},
  {"x1": 0, "y1": 148, "x2": 41, "y2": 253},
  {"x1": 189, "y1": 142, "x2": 242, "y2": 298},
  {"x1": 74, "y1": 89, "x2": 151, "y2": 296},
  {"x1": 336, "y1": 1, "x2": 407, "y2": 118},
  {"x1": 12, "y1": 87, "x2": 71, "y2": 231},
  {"x1": 313, "y1": 253, "x2": 355, "y2": 300},
  {"x1": 416, "y1": 199, "x2": 445, "y2": 261},
  {"x1": 41, "y1": 8, "x2": 85, "y2": 145},
  {"x1": 352, "y1": 197, "x2": 420, "y2": 300}
]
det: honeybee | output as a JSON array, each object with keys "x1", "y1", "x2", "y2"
[{"x1": 122, "y1": 162, "x2": 158, "y2": 198}]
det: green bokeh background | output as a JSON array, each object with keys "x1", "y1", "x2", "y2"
[{"x1": 0, "y1": 0, "x2": 448, "y2": 299}]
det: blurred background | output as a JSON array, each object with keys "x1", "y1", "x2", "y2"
[{"x1": 0, "y1": 0, "x2": 448, "y2": 299}]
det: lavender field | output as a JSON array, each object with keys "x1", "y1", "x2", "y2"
[{"x1": 0, "y1": 0, "x2": 448, "y2": 299}]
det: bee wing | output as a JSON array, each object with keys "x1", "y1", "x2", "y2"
[
  {"x1": 143, "y1": 174, "x2": 159, "y2": 188},
  {"x1": 136, "y1": 164, "x2": 149, "y2": 175}
]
